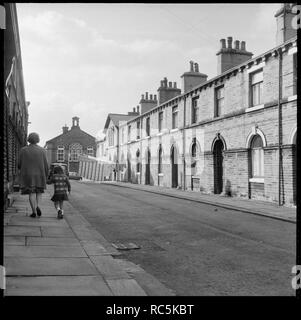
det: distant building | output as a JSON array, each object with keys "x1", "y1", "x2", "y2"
[
  {"x1": 3, "y1": 3, "x2": 29, "y2": 208},
  {"x1": 83, "y1": 4, "x2": 297, "y2": 207},
  {"x1": 44, "y1": 117, "x2": 96, "y2": 173}
]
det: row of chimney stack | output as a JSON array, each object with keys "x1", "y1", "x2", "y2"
[{"x1": 220, "y1": 37, "x2": 247, "y2": 51}]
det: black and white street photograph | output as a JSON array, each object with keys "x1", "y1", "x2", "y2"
[{"x1": 1, "y1": 2, "x2": 299, "y2": 303}]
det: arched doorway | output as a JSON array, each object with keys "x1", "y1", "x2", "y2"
[
  {"x1": 127, "y1": 153, "x2": 131, "y2": 182},
  {"x1": 171, "y1": 145, "x2": 178, "y2": 188},
  {"x1": 145, "y1": 149, "x2": 151, "y2": 185},
  {"x1": 213, "y1": 139, "x2": 224, "y2": 194}
]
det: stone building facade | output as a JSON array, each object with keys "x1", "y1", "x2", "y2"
[
  {"x1": 45, "y1": 117, "x2": 96, "y2": 173},
  {"x1": 83, "y1": 4, "x2": 297, "y2": 206},
  {"x1": 3, "y1": 3, "x2": 29, "y2": 208}
]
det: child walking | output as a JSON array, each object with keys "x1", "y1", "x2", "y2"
[{"x1": 49, "y1": 166, "x2": 71, "y2": 219}]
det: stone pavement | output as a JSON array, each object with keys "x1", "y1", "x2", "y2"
[
  {"x1": 99, "y1": 181, "x2": 296, "y2": 223},
  {"x1": 4, "y1": 190, "x2": 175, "y2": 296}
]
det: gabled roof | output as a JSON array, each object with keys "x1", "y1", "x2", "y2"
[
  {"x1": 104, "y1": 113, "x2": 136, "y2": 129},
  {"x1": 45, "y1": 127, "x2": 96, "y2": 144}
]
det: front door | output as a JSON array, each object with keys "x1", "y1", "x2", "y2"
[
  {"x1": 127, "y1": 158, "x2": 131, "y2": 182},
  {"x1": 213, "y1": 140, "x2": 224, "y2": 194},
  {"x1": 145, "y1": 150, "x2": 151, "y2": 185},
  {"x1": 171, "y1": 146, "x2": 178, "y2": 188}
]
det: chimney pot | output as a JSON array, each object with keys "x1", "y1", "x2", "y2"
[
  {"x1": 141, "y1": 94, "x2": 145, "y2": 100},
  {"x1": 145, "y1": 92, "x2": 148, "y2": 100},
  {"x1": 164, "y1": 77, "x2": 168, "y2": 87},
  {"x1": 241, "y1": 41, "x2": 246, "y2": 51},
  {"x1": 133, "y1": 107, "x2": 136, "y2": 112},
  {"x1": 137, "y1": 106, "x2": 140, "y2": 113},
  {"x1": 194, "y1": 63, "x2": 199, "y2": 73},
  {"x1": 173, "y1": 82, "x2": 177, "y2": 88},
  {"x1": 169, "y1": 81, "x2": 172, "y2": 88},
  {"x1": 150, "y1": 94, "x2": 153, "y2": 100},
  {"x1": 220, "y1": 38, "x2": 226, "y2": 49},
  {"x1": 190, "y1": 60, "x2": 194, "y2": 72},
  {"x1": 234, "y1": 40, "x2": 240, "y2": 50},
  {"x1": 154, "y1": 94, "x2": 157, "y2": 101},
  {"x1": 227, "y1": 36, "x2": 233, "y2": 49},
  {"x1": 160, "y1": 80, "x2": 164, "y2": 87}
]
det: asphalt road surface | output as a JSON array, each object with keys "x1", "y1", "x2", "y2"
[{"x1": 68, "y1": 181, "x2": 296, "y2": 296}]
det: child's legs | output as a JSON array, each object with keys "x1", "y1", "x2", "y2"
[
  {"x1": 54, "y1": 201, "x2": 60, "y2": 210},
  {"x1": 59, "y1": 201, "x2": 64, "y2": 211}
]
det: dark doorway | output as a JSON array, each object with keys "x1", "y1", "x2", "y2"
[
  {"x1": 145, "y1": 149, "x2": 151, "y2": 185},
  {"x1": 293, "y1": 133, "x2": 296, "y2": 205},
  {"x1": 127, "y1": 157, "x2": 131, "y2": 182},
  {"x1": 171, "y1": 145, "x2": 178, "y2": 188},
  {"x1": 213, "y1": 139, "x2": 224, "y2": 194}
]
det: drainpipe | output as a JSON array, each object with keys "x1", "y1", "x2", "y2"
[
  {"x1": 278, "y1": 48, "x2": 283, "y2": 205},
  {"x1": 116, "y1": 126, "x2": 119, "y2": 182},
  {"x1": 183, "y1": 96, "x2": 187, "y2": 190}
]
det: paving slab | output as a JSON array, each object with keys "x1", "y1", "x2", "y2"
[
  {"x1": 5, "y1": 257, "x2": 99, "y2": 276},
  {"x1": 5, "y1": 226, "x2": 41, "y2": 237},
  {"x1": 4, "y1": 245, "x2": 87, "y2": 258},
  {"x1": 4, "y1": 236, "x2": 26, "y2": 246},
  {"x1": 90, "y1": 255, "x2": 131, "y2": 280},
  {"x1": 8, "y1": 216, "x2": 69, "y2": 227},
  {"x1": 26, "y1": 237, "x2": 81, "y2": 247},
  {"x1": 106, "y1": 279, "x2": 147, "y2": 296},
  {"x1": 41, "y1": 226, "x2": 75, "y2": 238},
  {"x1": 80, "y1": 240, "x2": 109, "y2": 256},
  {"x1": 5, "y1": 276, "x2": 113, "y2": 296}
]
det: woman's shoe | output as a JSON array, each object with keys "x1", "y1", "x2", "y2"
[
  {"x1": 36, "y1": 207, "x2": 42, "y2": 217},
  {"x1": 30, "y1": 213, "x2": 36, "y2": 218}
]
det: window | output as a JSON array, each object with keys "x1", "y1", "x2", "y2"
[
  {"x1": 87, "y1": 147, "x2": 94, "y2": 157},
  {"x1": 191, "y1": 141, "x2": 197, "y2": 176},
  {"x1": 136, "y1": 150, "x2": 141, "y2": 173},
  {"x1": 57, "y1": 146, "x2": 65, "y2": 162},
  {"x1": 146, "y1": 117, "x2": 150, "y2": 136},
  {"x1": 137, "y1": 121, "x2": 140, "y2": 139},
  {"x1": 293, "y1": 53, "x2": 297, "y2": 95},
  {"x1": 128, "y1": 125, "x2": 131, "y2": 142},
  {"x1": 121, "y1": 127, "x2": 125, "y2": 144},
  {"x1": 69, "y1": 143, "x2": 82, "y2": 161},
  {"x1": 192, "y1": 97, "x2": 199, "y2": 124},
  {"x1": 215, "y1": 86, "x2": 224, "y2": 117},
  {"x1": 108, "y1": 127, "x2": 114, "y2": 146},
  {"x1": 158, "y1": 145, "x2": 163, "y2": 174},
  {"x1": 172, "y1": 106, "x2": 178, "y2": 129},
  {"x1": 251, "y1": 135, "x2": 264, "y2": 178},
  {"x1": 250, "y1": 70, "x2": 263, "y2": 107},
  {"x1": 158, "y1": 111, "x2": 163, "y2": 132}
]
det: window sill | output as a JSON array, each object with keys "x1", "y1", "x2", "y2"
[
  {"x1": 192, "y1": 176, "x2": 200, "y2": 179},
  {"x1": 287, "y1": 95, "x2": 297, "y2": 102},
  {"x1": 245, "y1": 104, "x2": 264, "y2": 113},
  {"x1": 157, "y1": 132, "x2": 163, "y2": 136},
  {"x1": 158, "y1": 173, "x2": 164, "y2": 177},
  {"x1": 288, "y1": 46, "x2": 297, "y2": 55},
  {"x1": 249, "y1": 177, "x2": 264, "y2": 183},
  {"x1": 170, "y1": 128, "x2": 179, "y2": 133},
  {"x1": 136, "y1": 172, "x2": 141, "y2": 175},
  {"x1": 145, "y1": 136, "x2": 151, "y2": 139}
]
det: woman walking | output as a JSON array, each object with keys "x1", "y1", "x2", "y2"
[
  {"x1": 48, "y1": 165, "x2": 71, "y2": 219},
  {"x1": 18, "y1": 132, "x2": 49, "y2": 218}
]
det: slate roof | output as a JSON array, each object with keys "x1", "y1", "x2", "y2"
[{"x1": 104, "y1": 113, "x2": 136, "y2": 129}]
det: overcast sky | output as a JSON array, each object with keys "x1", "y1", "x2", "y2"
[{"x1": 16, "y1": 3, "x2": 281, "y2": 147}]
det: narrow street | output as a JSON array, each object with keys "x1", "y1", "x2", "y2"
[{"x1": 68, "y1": 180, "x2": 296, "y2": 296}]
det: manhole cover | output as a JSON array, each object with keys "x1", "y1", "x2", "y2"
[
  {"x1": 112, "y1": 239, "x2": 165, "y2": 252},
  {"x1": 112, "y1": 242, "x2": 140, "y2": 251}
]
